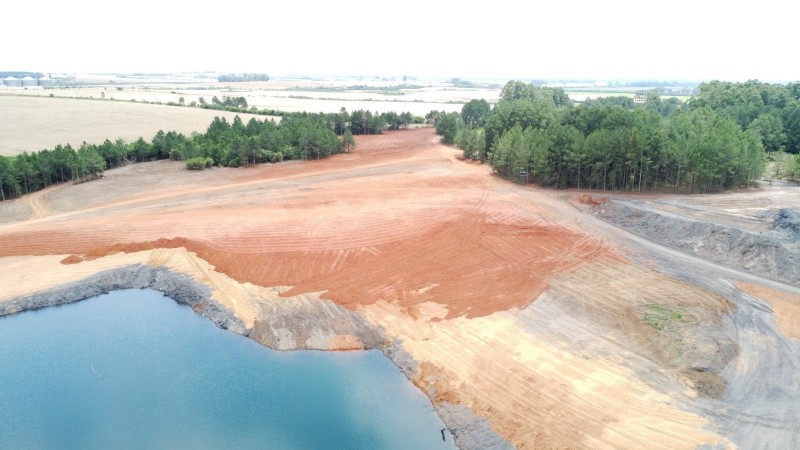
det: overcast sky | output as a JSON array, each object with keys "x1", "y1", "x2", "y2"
[{"x1": 3, "y1": 0, "x2": 798, "y2": 82}]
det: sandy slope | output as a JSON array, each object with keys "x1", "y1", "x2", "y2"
[
  {"x1": 737, "y1": 282, "x2": 800, "y2": 339},
  {"x1": 1, "y1": 128, "x2": 798, "y2": 449}
]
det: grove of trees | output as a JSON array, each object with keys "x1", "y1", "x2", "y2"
[
  {"x1": 436, "y1": 80, "x2": 793, "y2": 192},
  {"x1": 0, "y1": 107, "x2": 423, "y2": 202},
  {"x1": 688, "y1": 80, "x2": 800, "y2": 154}
]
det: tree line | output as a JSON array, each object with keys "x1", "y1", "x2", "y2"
[
  {"x1": 435, "y1": 80, "x2": 793, "y2": 193},
  {"x1": 199, "y1": 95, "x2": 249, "y2": 110},
  {"x1": 0, "y1": 107, "x2": 423, "y2": 201},
  {"x1": 217, "y1": 73, "x2": 270, "y2": 83}
]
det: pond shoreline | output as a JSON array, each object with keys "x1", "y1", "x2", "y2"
[{"x1": 0, "y1": 264, "x2": 512, "y2": 450}]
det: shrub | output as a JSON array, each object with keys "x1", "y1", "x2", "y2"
[{"x1": 185, "y1": 157, "x2": 213, "y2": 170}]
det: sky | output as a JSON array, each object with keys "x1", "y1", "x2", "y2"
[{"x1": 2, "y1": 0, "x2": 799, "y2": 82}]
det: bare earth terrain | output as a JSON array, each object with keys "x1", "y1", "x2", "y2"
[{"x1": 1, "y1": 128, "x2": 799, "y2": 449}]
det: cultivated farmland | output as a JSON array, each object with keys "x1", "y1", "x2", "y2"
[{"x1": 0, "y1": 96, "x2": 274, "y2": 155}]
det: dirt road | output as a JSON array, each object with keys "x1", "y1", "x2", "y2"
[{"x1": 0, "y1": 128, "x2": 797, "y2": 449}]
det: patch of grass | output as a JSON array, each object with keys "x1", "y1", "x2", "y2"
[
  {"x1": 639, "y1": 304, "x2": 701, "y2": 361},
  {"x1": 641, "y1": 304, "x2": 689, "y2": 331}
]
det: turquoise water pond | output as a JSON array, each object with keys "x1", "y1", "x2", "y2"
[{"x1": 0, "y1": 289, "x2": 455, "y2": 449}]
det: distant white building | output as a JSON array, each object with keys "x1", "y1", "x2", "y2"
[
  {"x1": 21, "y1": 76, "x2": 38, "y2": 87},
  {"x1": 3, "y1": 76, "x2": 21, "y2": 87},
  {"x1": 37, "y1": 76, "x2": 53, "y2": 87}
]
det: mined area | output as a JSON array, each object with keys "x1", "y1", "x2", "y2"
[{"x1": 1, "y1": 128, "x2": 799, "y2": 449}]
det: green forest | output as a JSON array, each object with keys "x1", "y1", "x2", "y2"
[
  {"x1": 0, "y1": 109, "x2": 421, "y2": 201},
  {"x1": 437, "y1": 80, "x2": 800, "y2": 192}
]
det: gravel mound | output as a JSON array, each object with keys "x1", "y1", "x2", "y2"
[
  {"x1": 598, "y1": 201, "x2": 799, "y2": 285},
  {"x1": 773, "y1": 208, "x2": 800, "y2": 240}
]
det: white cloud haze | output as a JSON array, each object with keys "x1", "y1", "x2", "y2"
[{"x1": 3, "y1": 0, "x2": 798, "y2": 81}]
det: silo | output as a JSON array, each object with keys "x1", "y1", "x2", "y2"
[
  {"x1": 3, "y1": 76, "x2": 21, "y2": 87},
  {"x1": 21, "y1": 76, "x2": 38, "y2": 87},
  {"x1": 37, "y1": 76, "x2": 54, "y2": 87}
]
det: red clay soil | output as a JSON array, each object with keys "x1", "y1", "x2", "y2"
[
  {"x1": 575, "y1": 194, "x2": 608, "y2": 206},
  {"x1": 0, "y1": 128, "x2": 612, "y2": 318},
  {"x1": 60, "y1": 214, "x2": 605, "y2": 318}
]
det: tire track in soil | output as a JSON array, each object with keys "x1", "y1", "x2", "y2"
[{"x1": 22, "y1": 183, "x2": 65, "y2": 220}]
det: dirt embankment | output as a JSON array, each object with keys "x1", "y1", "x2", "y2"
[
  {"x1": 0, "y1": 264, "x2": 245, "y2": 334},
  {"x1": 595, "y1": 199, "x2": 800, "y2": 285}
]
